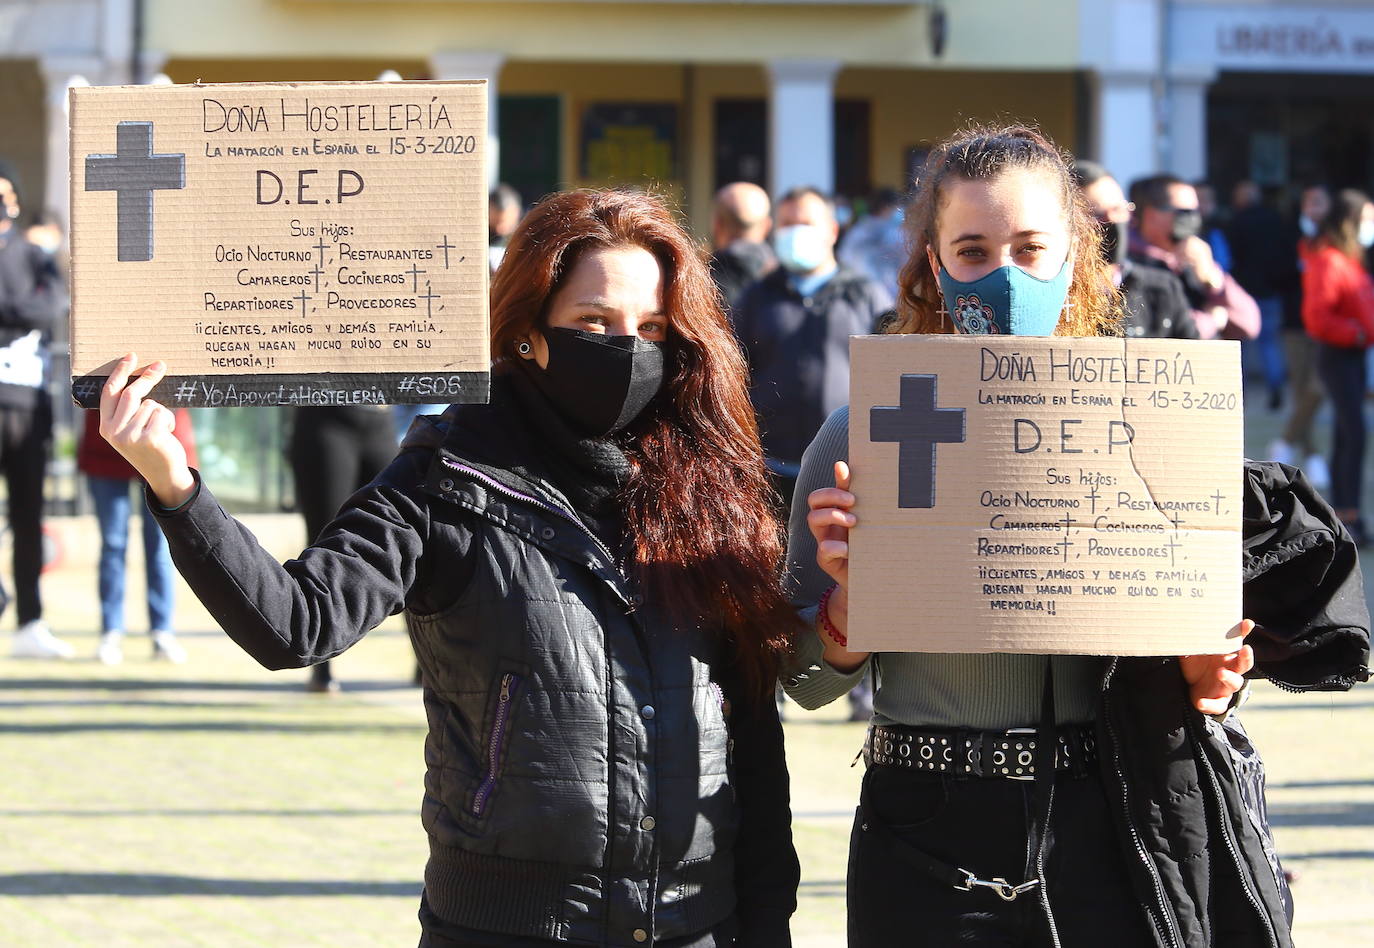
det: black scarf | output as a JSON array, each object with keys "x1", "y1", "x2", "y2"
[{"x1": 506, "y1": 362, "x2": 632, "y2": 521}]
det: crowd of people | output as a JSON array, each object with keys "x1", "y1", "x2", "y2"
[
  {"x1": 711, "y1": 162, "x2": 1374, "y2": 552},
  {"x1": 5, "y1": 152, "x2": 1370, "y2": 666},
  {"x1": 2, "y1": 125, "x2": 1373, "y2": 946}
]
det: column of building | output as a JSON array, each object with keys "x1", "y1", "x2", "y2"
[
  {"x1": 1166, "y1": 64, "x2": 1216, "y2": 183},
  {"x1": 1081, "y1": 0, "x2": 1215, "y2": 187},
  {"x1": 429, "y1": 50, "x2": 505, "y2": 191},
  {"x1": 36, "y1": 56, "x2": 103, "y2": 236},
  {"x1": 767, "y1": 59, "x2": 840, "y2": 197}
]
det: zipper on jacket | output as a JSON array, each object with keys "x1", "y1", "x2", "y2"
[
  {"x1": 1263, "y1": 666, "x2": 1370, "y2": 694},
  {"x1": 440, "y1": 457, "x2": 627, "y2": 593},
  {"x1": 1035, "y1": 790, "x2": 1063, "y2": 948},
  {"x1": 472, "y1": 671, "x2": 522, "y2": 818},
  {"x1": 1188, "y1": 714, "x2": 1281, "y2": 947},
  {"x1": 1101, "y1": 659, "x2": 1184, "y2": 948}
]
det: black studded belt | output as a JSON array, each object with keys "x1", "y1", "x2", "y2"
[{"x1": 865, "y1": 722, "x2": 1097, "y2": 780}]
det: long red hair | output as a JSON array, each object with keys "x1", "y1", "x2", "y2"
[{"x1": 490, "y1": 189, "x2": 797, "y2": 694}]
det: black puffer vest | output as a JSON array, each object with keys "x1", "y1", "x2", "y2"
[{"x1": 402, "y1": 397, "x2": 739, "y2": 946}]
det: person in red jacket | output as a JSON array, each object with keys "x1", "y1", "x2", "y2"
[
  {"x1": 77, "y1": 408, "x2": 197, "y2": 663},
  {"x1": 1302, "y1": 188, "x2": 1374, "y2": 544}
]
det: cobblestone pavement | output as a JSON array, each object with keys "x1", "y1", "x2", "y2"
[{"x1": 2, "y1": 386, "x2": 1371, "y2": 946}]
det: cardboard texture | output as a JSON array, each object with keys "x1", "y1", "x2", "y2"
[
  {"x1": 69, "y1": 81, "x2": 489, "y2": 407},
  {"x1": 848, "y1": 335, "x2": 1243, "y2": 656}
]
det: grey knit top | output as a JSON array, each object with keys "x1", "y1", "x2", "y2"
[{"x1": 781, "y1": 406, "x2": 1103, "y2": 729}]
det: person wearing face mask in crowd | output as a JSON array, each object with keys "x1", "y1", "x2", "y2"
[
  {"x1": 1301, "y1": 189, "x2": 1374, "y2": 546},
  {"x1": 97, "y1": 189, "x2": 800, "y2": 947},
  {"x1": 0, "y1": 162, "x2": 71, "y2": 659},
  {"x1": 730, "y1": 186, "x2": 892, "y2": 512},
  {"x1": 1074, "y1": 160, "x2": 1198, "y2": 339},
  {"x1": 708, "y1": 181, "x2": 776, "y2": 314},
  {"x1": 788, "y1": 125, "x2": 1367, "y2": 946},
  {"x1": 1297, "y1": 184, "x2": 1332, "y2": 249},
  {"x1": 1269, "y1": 184, "x2": 1333, "y2": 486},
  {"x1": 837, "y1": 187, "x2": 907, "y2": 301},
  {"x1": 1128, "y1": 174, "x2": 1261, "y2": 342}
]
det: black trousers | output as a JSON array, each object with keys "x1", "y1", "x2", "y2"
[
  {"x1": 0, "y1": 398, "x2": 51, "y2": 625},
  {"x1": 288, "y1": 407, "x2": 398, "y2": 682},
  {"x1": 289, "y1": 407, "x2": 398, "y2": 541},
  {"x1": 1315, "y1": 343, "x2": 1367, "y2": 513},
  {"x1": 848, "y1": 765, "x2": 1154, "y2": 947}
]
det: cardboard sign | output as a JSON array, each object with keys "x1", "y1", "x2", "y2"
[
  {"x1": 68, "y1": 81, "x2": 489, "y2": 408},
  {"x1": 848, "y1": 335, "x2": 1243, "y2": 656}
]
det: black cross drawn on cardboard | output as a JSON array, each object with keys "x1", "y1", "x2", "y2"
[
  {"x1": 870, "y1": 374, "x2": 967, "y2": 508},
  {"x1": 85, "y1": 122, "x2": 185, "y2": 262}
]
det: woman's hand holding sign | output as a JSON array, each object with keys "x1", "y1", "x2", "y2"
[
  {"x1": 99, "y1": 353, "x2": 196, "y2": 509},
  {"x1": 1179, "y1": 621, "x2": 1255, "y2": 715},
  {"x1": 808, "y1": 461, "x2": 871, "y2": 673},
  {"x1": 811, "y1": 453, "x2": 1255, "y2": 708}
]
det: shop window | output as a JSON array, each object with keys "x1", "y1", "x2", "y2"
[
  {"x1": 499, "y1": 95, "x2": 562, "y2": 207},
  {"x1": 713, "y1": 98, "x2": 872, "y2": 201},
  {"x1": 580, "y1": 103, "x2": 680, "y2": 185},
  {"x1": 189, "y1": 407, "x2": 293, "y2": 513},
  {"x1": 1207, "y1": 72, "x2": 1374, "y2": 201},
  {"x1": 715, "y1": 99, "x2": 768, "y2": 191}
]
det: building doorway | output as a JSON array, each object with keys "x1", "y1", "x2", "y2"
[
  {"x1": 499, "y1": 95, "x2": 561, "y2": 207},
  {"x1": 711, "y1": 97, "x2": 872, "y2": 201},
  {"x1": 1208, "y1": 71, "x2": 1374, "y2": 202}
]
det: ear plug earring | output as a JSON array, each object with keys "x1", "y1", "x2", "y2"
[{"x1": 517, "y1": 341, "x2": 532, "y2": 355}]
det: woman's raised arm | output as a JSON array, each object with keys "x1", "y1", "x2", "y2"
[{"x1": 98, "y1": 353, "x2": 195, "y2": 508}]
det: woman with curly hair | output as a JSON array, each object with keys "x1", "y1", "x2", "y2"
[{"x1": 785, "y1": 126, "x2": 1291, "y2": 947}]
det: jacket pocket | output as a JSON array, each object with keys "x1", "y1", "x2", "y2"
[{"x1": 471, "y1": 668, "x2": 525, "y2": 818}]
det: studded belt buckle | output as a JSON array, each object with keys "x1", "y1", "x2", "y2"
[{"x1": 1000, "y1": 727, "x2": 1038, "y2": 781}]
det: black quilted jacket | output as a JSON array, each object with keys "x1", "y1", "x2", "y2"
[
  {"x1": 152, "y1": 387, "x2": 799, "y2": 947},
  {"x1": 1096, "y1": 461, "x2": 1369, "y2": 947}
]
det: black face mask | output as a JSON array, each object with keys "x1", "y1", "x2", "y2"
[
  {"x1": 1170, "y1": 208, "x2": 1203, "y2": 243},
  {"x1": 527, "y1": 327, "x2": 666, "y2": 437},
  {"x1": 1099, "y1": 218, "x2": 1128, "y2": 266}
]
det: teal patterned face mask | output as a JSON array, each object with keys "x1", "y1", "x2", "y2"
[{"x1": 937, "y1": 260, "x2": 1071, "y2": 336}]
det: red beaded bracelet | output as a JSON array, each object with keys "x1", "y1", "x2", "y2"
[{"x1": 818, "y1": 585, "x2": 847, "y2": 648}]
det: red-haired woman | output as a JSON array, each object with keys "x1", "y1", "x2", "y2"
[{"x1": 98, "y1": 189, "x2": 800, "y2": 947}]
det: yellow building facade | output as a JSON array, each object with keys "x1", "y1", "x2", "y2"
[
  {"x1": 19, "y1": 2, "x2": 1374, "y2": 238},
  {"x1": 144, "y1": 0, "x2": 1083, "y2": 231}
]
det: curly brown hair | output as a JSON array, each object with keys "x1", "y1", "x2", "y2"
[{"x1": 889, "y1": 124, "x2": 1122, "y2": 337}]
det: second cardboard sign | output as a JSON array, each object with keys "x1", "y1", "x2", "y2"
[{"x1": 847, "y1": 334, "x2": 1243, "y2": 657}]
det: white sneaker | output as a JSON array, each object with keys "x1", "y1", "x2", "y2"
[
  {"x1": 96, "y1": 631, "x2": 125, "y2": 665},
  {"x1": 1267, "y1": 439, "x2": 1296, "y2": 466},
  {"x1": 151, "y1": 630, "x2": 187, "y2": 664},
  {"x1": 11, "y1": 620, "x2": 75, "y2": 659},
  {"x1": 1304, "y1": 454, "x2": 1332, "y2": 491}
]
